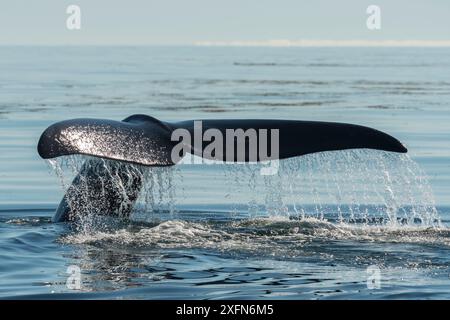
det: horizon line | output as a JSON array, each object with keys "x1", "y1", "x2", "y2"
[
  {"x1": 1, "y1": 40, "x2": 450, "y2": 47},
  {"x1": 194, "y1": 39, "x2": 450, "y2": 47}
]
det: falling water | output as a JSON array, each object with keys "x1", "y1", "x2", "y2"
[
  {"x1": 47, "y1": 150, "x2": 440, "y2": 231},
  {"x1": 47, "y1": 155, "x2": 178, "y2": 232},
  {"x1": 220, "y1": 150, "x2": 440, "y2": 227}
]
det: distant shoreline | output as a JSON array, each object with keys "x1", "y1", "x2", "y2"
[{"x1": 2, "y1": 40, "x2": 450, "y2": 47}]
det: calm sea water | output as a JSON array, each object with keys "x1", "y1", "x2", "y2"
[{"x1": 1, "y1": 46, "x2": 450, "y2": 299}]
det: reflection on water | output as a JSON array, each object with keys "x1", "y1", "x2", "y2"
[{"x1": 3, "y1": 211, "x2": 450, "y2": 299}]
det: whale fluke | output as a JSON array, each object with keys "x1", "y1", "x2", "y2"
[
  {"x1": 38, "y1": 115, "x2": 407, "y2": 166},
  {"x1": 37, "y1": 114, "x2": 407, "y2": 222}
]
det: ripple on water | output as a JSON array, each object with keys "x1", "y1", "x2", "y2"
[{"x1": 60, "y1": 216, "x2": 450, "y2": 253}]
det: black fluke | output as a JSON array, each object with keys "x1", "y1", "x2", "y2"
[
  {"x1": 38, "y1": 114, "x2": 407, "y2": 166},
  {"x1": 37, "y1": 114, "x2": 407, "y2": 222}
]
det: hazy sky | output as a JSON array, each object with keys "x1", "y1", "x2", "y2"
[{"x1": 0, "y1": 0, "x2": 449, "y2": 45}]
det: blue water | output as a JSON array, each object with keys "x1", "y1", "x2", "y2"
[{"x1": 1, "y1": 46, "x2": 450, "y2": 299}]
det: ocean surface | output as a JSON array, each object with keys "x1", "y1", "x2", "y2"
[{"x1": 0, "y1": 46, "x2": 450, "y2": 299}]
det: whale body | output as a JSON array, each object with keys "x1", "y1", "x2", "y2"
[{"x1": 37, "y1": 115, "x2": 407, "y2": 222}]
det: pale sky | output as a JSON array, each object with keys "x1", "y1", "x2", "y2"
[{"x1": 0, "y1": 0, "x2": 449, "y2": 45}]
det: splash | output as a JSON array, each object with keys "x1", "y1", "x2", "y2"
[
  {"x1": 60, "y1": 217, "x2": 450, "y2": 254},
  {"x1": 47, "y1": 149, "x2": 440, "y2": 233},
  {"x1": 221, "y1": 150, "x2": 440, "y2": 227},
  {"x1": 47, "y1": 155, "x2": 178, "y2": 232}
]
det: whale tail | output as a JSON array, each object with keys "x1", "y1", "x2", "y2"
[
  {"x1": 38, "y1": 114, "x2": 407, "y2": 166},
  {"x1": 37, "y1": 114, "x2": 407, "y2": 222}
]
